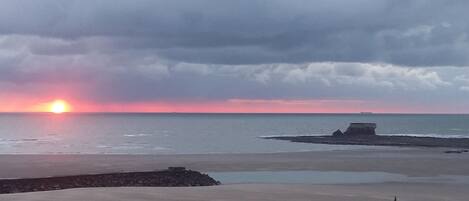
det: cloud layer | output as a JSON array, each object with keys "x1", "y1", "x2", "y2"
[
  {"x1": 0, "y1": 1, "x2": 469, "y2": 112},
  {"x1": 1, "y1": 0, "x2": 469, "y2": 66}
]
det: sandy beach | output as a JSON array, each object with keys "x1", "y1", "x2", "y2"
[
  {"x1": 1, "y1": 148, "x2": 469, "y2": 178},
  {"x1": 1, "y1": 183, "x2": 467, "y2": 201},
  {"x1": 0, "y1": 148, "x2": 468, "y2": 200}
]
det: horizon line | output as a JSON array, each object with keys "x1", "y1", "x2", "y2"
[{"x1": 0, "y1": 112, "x2": 468, "y2": 115}]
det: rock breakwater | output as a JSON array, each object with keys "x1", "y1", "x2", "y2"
[{"x1": 0, "y1": 167, "x2": 220, "y2": 194}]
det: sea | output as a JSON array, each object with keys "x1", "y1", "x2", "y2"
[{"x1": 0, "y1": 113, "x2": 468, "y2": 154}]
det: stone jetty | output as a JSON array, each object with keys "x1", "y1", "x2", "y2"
[{"x1": 0, "y1": 167, "x2": 220, "y2": 194}]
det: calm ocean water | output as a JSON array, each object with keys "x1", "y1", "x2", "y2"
[{"x1": 0, "y1": 113, "x2": 468, "y2": 154}]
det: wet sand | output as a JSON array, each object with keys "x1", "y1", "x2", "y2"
[
  {"x1": 1, "y1": 183, "x2": 467, "y2": 201},
  {"x1": 0, "y1": 148, "x2": 468, "y2": 200},
  {"x1": 1, "y1": 148, "x2": 468, "y2": 178}
]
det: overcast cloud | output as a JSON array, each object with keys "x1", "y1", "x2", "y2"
[{"x1": 0, "y1": 0, "x2": 468, "y2": 112}]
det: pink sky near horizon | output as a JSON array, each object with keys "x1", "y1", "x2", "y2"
[{"x1": 0, "y1": 95, "x2": 444, "y2": 114}]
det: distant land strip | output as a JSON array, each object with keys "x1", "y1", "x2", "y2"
[{"x1": 263, "y1": 135, "x2": 469, "y2": 149}]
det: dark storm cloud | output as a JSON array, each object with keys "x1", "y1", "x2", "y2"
[{"x1": 0, "y1": 0, "x2": 468, "y2": 66}]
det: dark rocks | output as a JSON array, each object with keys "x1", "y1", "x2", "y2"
[
  {"x1": 332, "y1": 129, "x2": 344, "y2": 137},
  {"x1": 168, "y1": 167, "x2": 187, "y2": 171},
  {"x1": 343, "y1": 123, "x2": 376, "y2": 136},
  {"x1": 0, "y1": 167, "x2": 220, "y2": 194},
  {"x1": 264, "y1": 134, "x2": 469, "y2": 149},
  {"x1": 444, "y1": 149, "x2": 469, "y2": 154},
  {"x1": 263, "y1": 122, "x2": 469, "y2": 149}
]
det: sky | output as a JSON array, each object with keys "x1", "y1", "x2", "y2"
[{"x1": 1, "y1": 0, "x2": 469, "y2": 113}]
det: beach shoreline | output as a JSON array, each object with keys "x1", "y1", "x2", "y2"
[
  {"x1": 1, "y1": 148, "x2": 468, "y2": 200},
  {"x1": 1, "y1": 148, "x2": 468, "y2": 178},
  {"x1": 1, "y1": 183, "x2": 467, "y2": 201}
]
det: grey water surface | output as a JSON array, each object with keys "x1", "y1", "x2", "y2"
[{"x1": 0, "y1": 113, "x2": 468, "y2": 154}]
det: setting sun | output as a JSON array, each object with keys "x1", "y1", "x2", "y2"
[{"x1": 49, "y1": 100, "x2": 70, "y2": 114}]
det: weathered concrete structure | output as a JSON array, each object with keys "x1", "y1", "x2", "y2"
[
  {"x1": 343, "y1": 123, "x2": 377, "y2": 136},
  {"x1": 332, "y1": 129, "x2": 344, "y2": 137}
]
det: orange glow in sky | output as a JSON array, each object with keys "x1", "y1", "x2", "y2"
[
  {"x1": 0, "y1": 96, "x2": 451, "y2": 114},
  {"x1": 48, "y1": 100, "x2": 71, "y2": 114}
]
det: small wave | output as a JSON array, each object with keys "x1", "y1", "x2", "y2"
[
  {"x1": 449, "y1": 128, "x2": 467, "y2": 131},
  {"x1": 19, "y1": 138, "x2": 39, "y2": 141},
  {"x1": 153, "y1": 146, "x2": 171, "y2": 151},
  {"x1": 96, "y1": 144, "x2": 144, "y2": 150},
  {"x1": 96, "y1": 143, "x2": 168, "y2": 151},
  {"x1": 0, "y1": 137, "x2": 60, "y2": 145},
  {"x1": 123, "y1": 133, "x2": 152, "y2": 137},
  {"x1": 259, "y1": 134, "x2": 324, "y2": 138},
  {"x1": 0, "y1": 138, "x2": 39, "y2": 142},
  {"x1": 111, "y1": 145, "x2": 144, "y2": 150},
  {"x1": 96, "y1": 145, "x2": 112, "y2": 148}
]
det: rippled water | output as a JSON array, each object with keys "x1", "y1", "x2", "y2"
[{"x1": 0, "y1": 113, "x2": 468, "y2": 154}]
